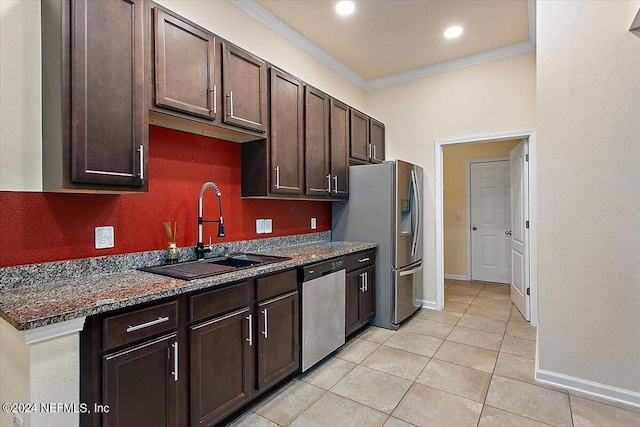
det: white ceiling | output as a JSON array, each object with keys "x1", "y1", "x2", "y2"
[{"x1": 232, "y1": 0, "x2": 536, "y2": 90}]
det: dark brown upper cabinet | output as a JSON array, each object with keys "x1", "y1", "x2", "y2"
[
  {"x1": 42, "y1": 0, "x2": 148, "y2": 192},
  {"x1": 304, "y1": 86, "x2": 330, "y2": 197},
  {"x1": 370, "y1": 119, "x2": 386, "y2": 164},
  {"x1": 154, "y1": 8, "x2": 216, "y2": 120},
  {"x1": 269, "y1": 68, "x2": 304, "y2": 195},
  {"x1": 349, "y1": 110, "x2": 386, "y2": 165},
  {"x1": 350, "y1": 109, "x2": 370, "y2": 163},
  {"x1": 330, "y1": 99, "x2": 350, "y2": 199},
  {"x1": 223, "y1": 43, "x2": 268, "y2": 133}
]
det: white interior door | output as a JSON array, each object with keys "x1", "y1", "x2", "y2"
[
  {"x1": 510, "y1": 140, "x2": 530, "y2": 320},
  {"x1": 470, "y1": 160, "x2": 511, "y2": 284}
]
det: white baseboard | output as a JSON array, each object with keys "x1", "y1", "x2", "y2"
[
  {"x1": 444, "y1": 274, "x2": 467, "y2": 281},
  {"x1": 418, "y1": 300, "x2": 438, "y2": 310},
  {"x1": 536, "y1": 369, "x2": 640, "y2": 408}
]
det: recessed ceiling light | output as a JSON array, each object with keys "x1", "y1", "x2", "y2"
[
  {"x1": 444, "y1": 26, "x2": 463, "y2": 39},
  {"x1": 335, "y1": 1, "x2": 355, "y2": 16}
]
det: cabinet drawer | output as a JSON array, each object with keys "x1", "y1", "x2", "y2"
[
  {"x1": 346, "y1": 250, "x2": 376, "y2": 272},
  {"x1": 256, "y1": 269, "x2": 298, "y2": 302},
  {"x1": 103, "y1": 300, "x2": 178, "y2": 351},
  {"x1": 190, "y1": 281, "x2": 250, "y2": 323}
]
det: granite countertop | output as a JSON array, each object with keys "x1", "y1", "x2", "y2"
[{"x1": 0, "y1": 240, "x2": 377, "y2": 331}]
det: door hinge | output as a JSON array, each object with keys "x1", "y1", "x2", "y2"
[
  {"x1": 525, "y1": 220, "x2": 529, "y2": 229},
  {"x1": 526, "y1": 287, "x2": 530, "y2": 296},
  {"x1": 525, "y1": 154, "x2": 529, "y2": 162}
]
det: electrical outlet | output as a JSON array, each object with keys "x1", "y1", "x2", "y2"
[
  {"x1": 264, "y1": 219, "x2": 272, "y2": 233},
  {"x1": 13, "y1": 413, "x2": 24, "y2": 427},
  {"x1": 311, "y1": 217, "x2": 317, "y2": 229},
  {"x1": 256, "y1": 219, "x2": 265, "y2": 234},
  {"x1": 95, "y1": 226, "x2": 114, "y2": 249}
]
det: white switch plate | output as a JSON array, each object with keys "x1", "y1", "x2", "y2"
[
  {"x1": 311, "y1": 217, "x2": 317, "y2": 229},
  {"x1": 264, "y1": 219, "x2": 273, "y2": 233},
  {"x1": 95, "y1": 226, "x2": 114, "y2": 249},
  {"x1": 256, "y1": 219, "x2": 265, "y2": 234}
]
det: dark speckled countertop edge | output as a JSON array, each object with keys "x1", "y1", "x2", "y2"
[{"x1": 0, "y1": 241, "x2": 377, "y2": 331}]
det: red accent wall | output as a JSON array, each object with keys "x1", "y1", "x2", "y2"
[{"x1": 0, "y1": 126, "x2": 331, "y2": 268}]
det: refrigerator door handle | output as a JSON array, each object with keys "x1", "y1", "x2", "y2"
[
  {"x1": 410, "y1": 169, "x2": 421, "y2": 257},
  {"x1": 399, "y1": 264, "x2": 423, "y2": 277}
]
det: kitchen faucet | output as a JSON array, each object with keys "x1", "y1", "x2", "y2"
[{"x1": 196, "y1": 182, "x2": 225, "y2": 259}]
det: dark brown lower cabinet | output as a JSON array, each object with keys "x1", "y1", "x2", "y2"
[
  {"x1": 190, "y1": 307, "x2": 252, "y2": 427},
  {"x1": 345, "y1": 266, "x2": 376, "y2": 337},
  {"x1": 257, "y1": 291, "x2": 299, "y2": 391},
  {"x1": 102, "y1": 334, "x2": 178, "y2": 427}
]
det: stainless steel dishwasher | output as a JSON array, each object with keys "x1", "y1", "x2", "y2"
[{"x1": 300, "y1": 257, "x2": 346, "y2": 372}]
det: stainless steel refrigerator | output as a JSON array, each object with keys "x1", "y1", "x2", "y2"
[{"x1": 332, "y1": 160, "x2": 424, "y2": 330}]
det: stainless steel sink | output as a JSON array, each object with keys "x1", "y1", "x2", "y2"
[{"x1": 140, "y1": 253, "x2": 290, "y2": 280}]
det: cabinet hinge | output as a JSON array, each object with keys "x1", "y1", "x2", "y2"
[
  {"x1": 525, "y1": 220, "x2": 529, "y2": 229},
  {"x1": 526, "y1": 287, "x2": 530, "y2": 296},
  {"x1": 525, "y1": 154, "x2": 529, "y2": 162}
]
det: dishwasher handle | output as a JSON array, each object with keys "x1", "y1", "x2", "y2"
[{"x1": 302, "y1": 257, "x2": 345, "y2": 281}]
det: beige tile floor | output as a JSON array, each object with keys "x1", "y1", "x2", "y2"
[{"x1": 229, "y1": 279, "x2": 640, "y2": 426}]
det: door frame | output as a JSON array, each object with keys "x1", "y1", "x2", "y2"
[
  {"x1": 466, "y1": 157, "x2": 510, "y2": 283},
  {"x1": 434, "y1": 129, "x2": 538, "y2": 327}
]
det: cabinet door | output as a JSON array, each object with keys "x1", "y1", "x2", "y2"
[
  {"x1": 257, "y1": 291, "x2": 299, "y2": 392},
  {"x1": 345, "y1": 270, "x2": 362, "y2": 337},
  {"x1": 360, "y1": 267, "x2": 376, "y2": 325},
  {"x1": 305, "y1": 86, "x2": 331, "y2": 197},
  {"x1": 270, "y1": 68, "x2": 304, "y2": 195},
  {"x1": 370, "y1": 119, "x2": 385, "y2": 164},
  {"x1": 330, "y1": 99, "x2": 350, "y2": 198},
  {"x1": 154, "y1": 8, "x2": 216, "y2": 120},
  {"x1": 71, "y1": 0, "x2": 145, "y2": 187},
  {"x1": 190, "y1": 307, "x2": 253, "y2": 427},
  {"x1": 222, "y1": 43, "x2": 267, "y2": 132},
  {"x1": 103, "y1": 334, "x2": 178, "y2": 427},
  {"x1": 350, "y1": 109, "x2": 370, "y2": 162}
]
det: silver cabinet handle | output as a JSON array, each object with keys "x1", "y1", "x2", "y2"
[
  {"x1": 126, "y1": 316, "x2": 168, "y2": 333},
  {"x1": 209, "y1": 86, "x2": 217, "y2": 114},
  {"x1": 171, "y1": 341, "x2": 178, "y2": 382},
  {"x1": 227, "y1": 91, "x2": 234, "y2": 117},
  {"x1": 326, "y1": 174, "x2": 331, "y2": 193},
  {"x1": 358, "y1": 257, "x2": 370, "y2": 263},
  {"x1": 364, "y1": 272, "x2": 368, "y2": 292},
  {"x1": 333, "y1": 175, "x2": 338, "y2": 194},
  {"x1": 359, "y1": 273, "x2": 365, "y2": 292},
  {"x1": 138, "y1": 145, "x2": 144, "y2": 181},
  {"x1": 262, "y1": 309, "x2": 268, "y2": 339},
  {"x1": 373, "y1": 145, "x2": 377, "y2": 160},
  {"x1": 246, "y1": 314, "x2": 253, "y2": 346},
  {"x1": 274, "y1": 166, "x2": 280, "y2": 189},
  {"x1": 368, "y1": 143, "x2": 372, "y2": 158}
]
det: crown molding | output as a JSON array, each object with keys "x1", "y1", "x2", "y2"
[
  {"x1": 231, "y1": 0, "x2": 537, "y2": 91},
  {"x1": 363, "y1": 41, "x2": 535, "y2": 90},
  {"x1": 229, "y1": 0, "x2": 367, "y2": 88}
]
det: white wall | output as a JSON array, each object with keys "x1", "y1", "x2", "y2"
[
  {"x1": 365, "y1": 52, "x2": 536, "y2": 303},
  {"x1": 0, "y1": 0, "x2": 365, "y2": 192},
  {"x1": 0, "y1": 0, "x2": 42, "y2": 191},
  {"x1": 537, "y1": 0, "x2": 640, "y2": 395}
]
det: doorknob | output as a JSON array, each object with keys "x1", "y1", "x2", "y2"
[
  {"x1": 505, "y1": 230, "x2": 512, "y2": 236},
  {"x1": 472, "y1": 226, "x2": 477, "y2": 231}
]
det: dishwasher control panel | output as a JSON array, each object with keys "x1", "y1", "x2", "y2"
[{"x1": 301, "y1": 257, "x2": 345, "y2": 282}]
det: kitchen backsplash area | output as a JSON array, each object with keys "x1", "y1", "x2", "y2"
[{"x1": 0, "y1": 126, "x2": 331, "y2": 268}]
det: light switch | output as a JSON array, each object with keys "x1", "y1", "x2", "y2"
[
  {"x1": 311, "y1": 217, "x2": 317, "y2": 229},
  {"x1": 256, "y1": 219, "x2": 265, "y2": 234},
  {"x1": 454, "y1": 213, "x2": 462, "y2": 221},
  {"x1": 264, "y1": 219, "x2": 273, "y2": 233},
  {"x1": 95, "y1": 226, "x2": 114, "y2": 249}
]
